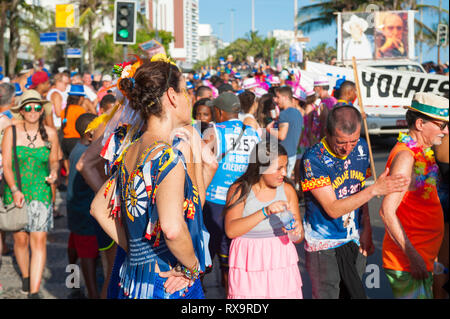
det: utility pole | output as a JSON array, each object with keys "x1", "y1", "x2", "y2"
[
  {"x1": 251, "y1": 0, "x2": 255, "y2": 32},
  {"x1": 294, "y1": 0, "x2": 298, "y2": 37},
  {"x1": 438, "y1": 0, "x2": 442, "y2": 65},
  {"x1": 419, "y1": 0, "x2": 423, "y2": 64}
]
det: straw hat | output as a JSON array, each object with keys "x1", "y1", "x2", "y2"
[
  {"x1": 406, "y1": 92, "x2": 449, "y2": 122},
  {"x1": 11, "y1": 89, "x2": 47, "y2": 112},
  {"x1": 343, "y1": 15, "x2": 369, "y2": 34}
]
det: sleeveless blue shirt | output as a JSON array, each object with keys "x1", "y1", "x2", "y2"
[{"x1": 205, "y1": 119, "x2": 260, "y2": 205}]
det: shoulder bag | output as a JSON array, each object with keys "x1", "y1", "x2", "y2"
[{"x1": 0, "y1": 125, "x2": 28, "y2": 232}]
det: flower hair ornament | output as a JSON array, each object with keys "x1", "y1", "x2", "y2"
[
  {"x1": 86, "y1": 53, "x2": 181, "y2": 153},
  {"x1": 85, "y1": 55, "x2": 143, "y2": 135}
]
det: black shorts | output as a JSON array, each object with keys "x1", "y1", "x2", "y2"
[
  {"x1": 61, "y1": 137, "x2": 80, "y2": 159},
  {"x1": 203, "y1": 200, "x2": 231, "y2": 269}
]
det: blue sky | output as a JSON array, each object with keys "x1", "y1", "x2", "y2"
[{"x1": 198, "y1": 0, "x2": 449, "y2": 64}]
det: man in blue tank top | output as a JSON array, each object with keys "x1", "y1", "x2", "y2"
[{"x1": 202, "y1": 92, "x2": 260, "y2": 293}]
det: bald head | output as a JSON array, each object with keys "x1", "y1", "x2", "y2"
[{"x1": 326, "y1": 105, "x2": 362, "y2": 136}]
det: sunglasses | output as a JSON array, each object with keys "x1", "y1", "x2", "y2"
[
  {"x1": 429, "y1": 120, "x2": 448, "y2": 130},
  {"x1": 387, "y1": 26, "x2": 403, "y2": 31},
  {"x1": 23, "y1": 104, "x2": 43, "y2": 112}
]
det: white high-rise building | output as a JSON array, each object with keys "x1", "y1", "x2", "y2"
[{"x1": 143, "y1": 0, "x2": 199, "y2": 68}]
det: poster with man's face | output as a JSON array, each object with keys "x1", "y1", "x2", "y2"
[
  {"x1": 338, "y1": 10, "x2": 414, "y2": 61},
  {"x1": 374, "y1": 11, "x2": 408, "y2": 58}
]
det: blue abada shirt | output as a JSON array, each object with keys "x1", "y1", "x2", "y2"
[
  {"x1": 300, "y1": 137, "x2": 371, "y2": 252},
  {"x1": 205, "y1": 119, "x2": 260, "y2": 205}
]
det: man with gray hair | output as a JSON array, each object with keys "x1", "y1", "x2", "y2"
[
  {"x1": 300, "y1": 105, "x2": 410, "y2": 299},
  {"x1": 380, "y1": 92, "x2": 448, "y2": 299}
]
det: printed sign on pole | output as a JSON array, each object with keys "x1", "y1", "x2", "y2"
[{"x1": 56, "y1": 4, "x2": 78, "y2": 28}]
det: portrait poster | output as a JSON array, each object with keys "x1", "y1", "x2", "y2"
[{"x1": 337, "y1": 10, "x2": 415, "y2": 62}]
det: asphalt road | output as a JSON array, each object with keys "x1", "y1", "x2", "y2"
[{"x1": 0, "y1": 135, "x2": 398, "y2": 299}]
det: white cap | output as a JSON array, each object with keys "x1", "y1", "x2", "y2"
[
  {"x1": 293, "y1": 87, "x2": 307, "y2": 102},
  {"x1": 102, "y1": 74, "x2": 112, "y2": 82},
  {"x1": 313, "y1": 75, "x2": 329, "y2": 87},
  {"x1": 243, "y1": 78, "x2": 259, "y2": 90}
]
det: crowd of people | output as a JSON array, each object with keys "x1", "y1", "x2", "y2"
[{"x1": 0, "y1": 54, "x2": 448, "y2": 300}]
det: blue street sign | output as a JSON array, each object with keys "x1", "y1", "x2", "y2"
[
  {"x1": 65, "y1": 48, "x2": 82, "y2": 58},
  {"x1": 40, "y1": 32, "x2": 58, "y2": 44},
  {"x1": 57, "y1": 31, "x2": 67, "y2": 44}
]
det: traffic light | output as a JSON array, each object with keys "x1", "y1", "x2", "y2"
[
  {"x1": 436, "y1": 24, "x2": 448, "y2": 47},
  {"x1": 114, "y1": 0, "x2": 137, "y2": 45}
]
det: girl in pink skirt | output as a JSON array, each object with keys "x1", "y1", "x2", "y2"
[{"x1": 224, "y1": 141, "x2": 304, "y2": 299}]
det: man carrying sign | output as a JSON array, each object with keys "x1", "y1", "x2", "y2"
[{"x1": 380, "y1": 92, "x2": 448, "y2": 299}]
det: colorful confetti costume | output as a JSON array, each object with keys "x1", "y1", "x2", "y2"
[
  {"x1": 103, "y1": 126, "x2": 212, "y2": 299},
  {"x1": 382, "y1": 133, "x2": 444, "y2": 299}
]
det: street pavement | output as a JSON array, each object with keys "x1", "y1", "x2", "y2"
[{"x1": 0, "y1": 136, "x2": 397, "y2": 299}]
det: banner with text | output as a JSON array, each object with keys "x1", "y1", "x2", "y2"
[{"x1": 305, "y1": 61, "x2": 449, "y2": 108}]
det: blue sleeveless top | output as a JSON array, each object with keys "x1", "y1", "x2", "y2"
[
  {"x1": 104, "y1": 127, "x2": 212, "y2": 299},
  {"x1": 205, "y1": 119, "x2": 260, "y2": 205}
]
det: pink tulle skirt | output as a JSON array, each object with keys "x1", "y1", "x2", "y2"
[{"x1": 228, "y1": 235, "x2": 303, "y2": 299}]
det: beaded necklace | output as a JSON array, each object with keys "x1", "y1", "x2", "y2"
[{"x1": 397, "y1": 132, "x2": 439, "y2": 199}]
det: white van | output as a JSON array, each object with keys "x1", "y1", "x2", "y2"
[{"x1": 340, "y1": 60, "x2": 427, "y2": 135}]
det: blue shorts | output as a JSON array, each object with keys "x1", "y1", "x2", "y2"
[{"x1": 203, "y1": 200, "x2": 230, "y2": 269}]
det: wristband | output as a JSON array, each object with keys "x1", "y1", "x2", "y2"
[
  {"x1": 262, "y1": 206, "x2": 269, "y2": 218},
  {"x1": 10, "y1": 185, "x2": 19, "y2": 194},
  {"x1": 175, "y1": 260, "x2": 200, "y2": 281}
]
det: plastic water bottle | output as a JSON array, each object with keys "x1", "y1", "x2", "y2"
[
  {"x1": 278, "y1": 210, "x2": 301, "y2": 243},
  {"x1": 433, "y1": 262, "x2": 449, "y2": 275}
]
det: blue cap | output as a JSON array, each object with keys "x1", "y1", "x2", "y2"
[
  {"x1": 234, "y1": 72, "x2": 241, "y2": 79},
  {"x1": 193, "y1": 73, "x2": 200, "y2": 80},
  {"x1": 14, "y1": 83, "x2": 23, "y2": 96},
  {"x1": 68, "y1": 84, "x2": 86, "y2": 96},
  {"x1": 25, "y1": 76, "x2": 33, "y2": 89},
  {"x1": 186, "y1": 81, "x2": 194, "y2": 90}
]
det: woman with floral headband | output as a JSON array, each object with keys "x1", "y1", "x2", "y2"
[
  {"x1": 90, "y1": 55, "x2": 212, "y2": 299},
  {"x1": 380, "y1": 92, "x2": 449, "y2": 299}
]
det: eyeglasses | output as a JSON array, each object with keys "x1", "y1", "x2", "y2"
[
  {"x1": 23, "y1": 104, "x2": 43, "y2": 112},
  {"x1": 387, "y1": 26, "x2": 403, "y2": 31},
  {"x1": 429, "y1": 120, "x2": 448, "y2": 130}
]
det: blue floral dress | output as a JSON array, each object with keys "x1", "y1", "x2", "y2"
[{"x1": 103, "y1": 126, "x2": 212, "y2": 299}]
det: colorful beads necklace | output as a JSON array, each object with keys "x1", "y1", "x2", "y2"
[{"x1": 397, "y1": 132, "x2": 439, "y2": 199}]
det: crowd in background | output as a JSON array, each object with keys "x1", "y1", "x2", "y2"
[{"x1": 0, "y1": 53, "x2": 448, "y2": 300}]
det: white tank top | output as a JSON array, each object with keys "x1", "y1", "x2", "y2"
[{"x1": 47, "y1": 88, "x2": 67, "y2": 128}]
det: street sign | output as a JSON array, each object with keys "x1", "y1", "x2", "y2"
[
  {"x1": 40, "y1": 32, "x2": 58, "y2": 45},
  {"x1": 57, "y1": 31, "x2": 67, "y2": 44},
  {"x1": 56, "y1": 4, "x2": 78, "y2": 28},
  {"x1": 139, "y1": 39, "x2": 166, "y2": 58},
  {"x1": 65, "y1": 48, "x2": 82, "y2": 58}
]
